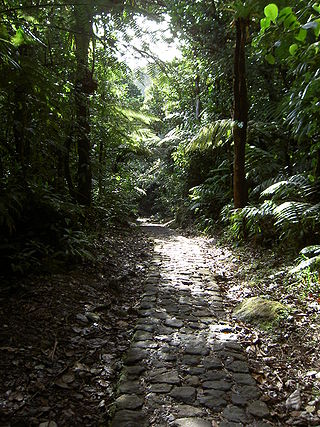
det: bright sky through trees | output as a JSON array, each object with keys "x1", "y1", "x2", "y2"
[{"x1": 117, "y1": 15, "x2": 182, "y2": 69}]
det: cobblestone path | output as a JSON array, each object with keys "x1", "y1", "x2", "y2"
[{"x1": 110, "y1": 223, "x2": 271, "y2": 427}]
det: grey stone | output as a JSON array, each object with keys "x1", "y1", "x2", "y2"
[
  {"x1": 170, "y1": 386, "x2": 197, "y2": 404},
  {"x1": 203, "y1": 357, "x2": 223, "y2": 369},
  {"x1": 219, "y1": 423, "x2": 243, "y2": 427},
  {"x1": 227, "y1": 361, "x2": 249, "y2": 373},
  {"x1": 115, "y1": 394, "x2": 144, "y2": 410},
  {"x1": 124, "y1": 349, "x2": 146, "y2": 365},
  {"x1": 202, "y1": 380, "x2": 232, "y2": 391},
  {"x1": 132, "y1": 340, "x2": 158, "y2": 349},
  {"x1": 111, "y1": 410, "x2": 147, "y2": 427},
  {"x1": 174, "y1": 404, "x2": 205, "y2": 418},
  {"x1": 247, "y1": 400, "x2": 269, "y2": 417},
  {"x1": 173, "y1": 419, "x2": 212, "y2": 427},
  {"x1": 133, "y1": 331, "x2": 153, "y2": 341},
  {"x1": 232, "y1": 385, "x2": 260, "y2": 405},
  {"x1": 135, "y1": 324, "x2": 155, "y2": 332},
  {"x1": 124, "y1": 365, "x2": 146, "y2": 377},
  {"x1": 165, "y1": 318, "x2": 184, "y2": 328},
  {"x1": 198, "y1": 395, "x2": 227, "y2": 410},
  {"x1": 233, "y1": 373, "x2": 256, "y2": 386},
  {"x1": 223, "y1": 405, "x2": 249, "y2": 423},
  {"x1": 185, "y1": 375, "x2": 200, "y2": 386},
  {"x1": 118, "y1": 380, "x2": 144, "y2": 395},
  {"x1": 185, "y1": 345, "x2": 209, "y2": 356},
  {"x1": 185, "y1": 366, "x2": 205, "y2": 375},
  {"x1": 149, "y1": 383, "x2": 173, "y2": 393},
  {"x1": 201, "y1": 371, "x2": 225, "y2": 381},
  {"x1": 150, "y1": 371, "x2": 181, "y2": 385},
  {"x1": 139, "y1": 301, "x2": 154, "y2": 310},
  {"x1": 181, "y1": 355, "x2": 201, "y2": 366},
  {"x1": 193, "y1": 310, "x2": 212, "y2": 317}
]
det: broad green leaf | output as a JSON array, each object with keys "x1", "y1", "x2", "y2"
[
  {"x1": 295, "y1": 28, "x2": 307, "y2": 41},
  {"x1": 264, "y1": 4, "x2": 279, "y2": 23},
  {"x1": 260, "y1": 17, "x2": 271, "y2": 32},
  {"x1": 313, "y1": 4, "x2": 320, "y2": 13},
  {"x1": 278, "y1": 7, "x2": 293, "y2": 23},
  {"x1": 284, "y1": 14, "x2": 299, "y2": 29},
  {"x1": 289, "y1": 43, "x2": 298, "y2": 55},
  {"x1": 265, "y1": 53, "x2": 275, "y2": 64},
  {"x1": 11, "y1": 27, "x2": 25, "y2": 47}
]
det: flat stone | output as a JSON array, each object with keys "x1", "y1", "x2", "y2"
[
  {"x1": 185, "y1": 345, "x2": 209, "y2": 356},
  {"x1": 170, "y1": 386, "x2": 197, "y2": 404},
  {"x1": 174, "y1": 419, "x2": 212, "y2": 427},
  {"x1": 133, "y1": 331, "x2": 153, "y2": 341},
  {"x1": 124, "y1": 366, "x2": 146, "y2": 377},
  {"x1": 132, "y1": 340, "x2": 158, "y2": 349},
  {"x1": 115, "y1": 394, "x2": 144, "y2": 410},
  {"x1": 111, "y1": 410, "x2": 147, "y2": 427},
  {"x1": 185, "y1": 375, "x2": 200, "y2": 386},
  {"x1": 227, "y1": 361, "x2": 249, "y2": 373},
  {"x1": 233, "y1": 373, "x2": 256, "y2": 386},
  {"x1": 165, "y1": 318, "x2": 184, "y2": 328},
  {"x1": 231, "y1": 385, "x2": 260, "y2": 406},
  {"x1": 174, "y1": 404, "x2": 205, "y2": 418},
  {"x1": 181, "y1": 355, "x2": 201, "y2": 366},
  {"x1": 150, "y1": 371, "x2": 181, "y2": 385},
  {"x1": 220, "y1": 423, "x2": 243, "y2": 427},
  {"x1": 118, "y1": 381, "x2": 144, "y2": 395},
  {"x1": 202, "y1": 371, "x2": 225, "y2": 381},
  {"x1": 124, "y1": 349, "x2": 146, "y2": 365},
  {"x1": 186, "y1": 367, "x2": 205, "y2": 375},
  {"x1": 223, "y1": 405, "x2": 249, "y2": 423},
  {"x1": 193, "y1": 310, "x2": 212, "y2": 317},
  {"x1": 202, "y1": 380, "x2": 232, "y2": 391},
  {"x1": 203, "y1": 357, "x2": 223, "y2": 369},
  {"x1": 149, "y1": 383, "x2": 173, "y2": 393},
  {"x1": 247, "y1": 400, "x2": 269, "y2": 417},
  {"x1": 135, "y1": 324, "x2": 155, "y2": 332},
  {"x1": 198, "y1": 395, "x2": 227, "y2": 410}
]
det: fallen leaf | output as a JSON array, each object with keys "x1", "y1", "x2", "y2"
[{"x1": 286, "y1": 389, "x2": 302, "y2": 410}]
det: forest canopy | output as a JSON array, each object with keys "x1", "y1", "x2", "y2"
[{"x1": 0, "y1": 0, "x2": 319, "y2": 276}]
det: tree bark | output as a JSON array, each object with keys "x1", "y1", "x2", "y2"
[
  {"x1": 233, "y1": 17, "x2": 248, "y2": 208},
  {"x1": 74, "y1": 4, "x2": 93, "y2": 206}
]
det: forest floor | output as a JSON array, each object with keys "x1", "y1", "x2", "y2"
[{"x1": 0, "y1": 220, "x2": 320, "y2": 426}]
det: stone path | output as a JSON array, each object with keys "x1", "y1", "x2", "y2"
[{"x1": 110, "y1": 223, "x2": 271, "y2": 427}]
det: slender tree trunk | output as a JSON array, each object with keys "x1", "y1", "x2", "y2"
[
  {"x1": 74, "y1": 4, "x2": 93, "y2": 206},
  {"x1": 233, "y1": 17, "x2": 248, "y2": 208},
  {"x1": 195, "y1": 74, "x2": 201, "y2": 120}
]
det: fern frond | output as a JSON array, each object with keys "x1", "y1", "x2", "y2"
[
  {"x1": 274, "y1": 201, "x2": 312, "y2": 227},
  {"x1": 187, "y1": 119, "x2": 234, "y2": 152},
  {"x1": 290, "y1": 255, "x2": 320, "y2": 274},
  {"x1": 261, "y1": 174, "x2": 315, "y2": 201}
]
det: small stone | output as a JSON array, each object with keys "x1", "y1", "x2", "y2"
[
  {"x1": 223, "y1": 405, "x2": 249, "y2": 423},
  {"x1": 111, "y1": 410, "x2": 147, "y2": 427},
  {"x1": 185, "y1": 345, "x2": 209, "y2": 356},
  {"x1": 227, "y1": 361, "x2": 249, "y2": 373},
  {"x1": 202, "y1": 371, "x2": 225, "y2": 381},
  {"x1": 174, "y1": 404, "x2": 205, "y2": 417},
  {"x1": 185, "y1": 375, "x2": 200, "y2": 386},
  {"x1": 124, "y1": 349, "x2": 146, "y2": 365},
  {"x1": 247, "y1": 401, "x2": 269, "y2": 417},
  {"x1": 233, "y1": 373, "x2": 256, "y2": 386},
  {"x1": 174, "y1": 419, "x2": 212, "y2": 427},
  {"x1": 149, "y1": 383, "x2": 173, "y2": 393},
  {"x1": 198, "y1": 395, "x2": 227, "y2": 410},
  {"x1": 135, "y1": 324, "x2": 155, "y2": 332},
  {"x1": 124, "y1": 366, "x2": 146, "y2": 377},
  {"x1": 170, "y1": 386, "x2": 197, "y2": 404},
  {"x1": 181, "y1": 355, "x2": 202, "y2": 366},
  {"x1": 132, "y1": 340, "x2": 158, "y2": 349},
  {"x1": 165, "y1": 318, "x2": 184, "y2": 328},
  {"x1": 76, "y1": 313, "x2": 88, "y2": 323},
  {"x1": 203, "y1": 357, "x2": 223, "y2": 369},
  {"x1": 115, "y1": 394, "x2": 144, "y2": 410},
  {"x1": 118, "y1": 381, "x2": 144, "y2": 395},
  {"x1": 231, "y1": 385, "x2": 260, "y2": 406},
  {"x1": 150, "y1": 371, "x2": 181, "y2": 385},
  {"x1": 134, "y1": 331, "x2": 153, "y2": 341},
  {"x1": 202, "y1": 380, "x2": 232, "y2": 391},
  {"x1": 219, "y1": 423, "x2": 243, "y2": 427},
  {"x1": 39, "y1": 422, "x2": 58, "y2": 427}
]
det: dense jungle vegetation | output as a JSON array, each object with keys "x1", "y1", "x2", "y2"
[{"x1": 0, "y1": 0, "x2": 319, "y2": 282}]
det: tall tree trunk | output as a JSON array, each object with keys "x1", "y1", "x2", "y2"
[
  {"x1": 74, "y1": 4, "x2": 93, "y2": 206},
  {"x1": 195, "y1": 74, "x2": 201, "y2": 120},
  {"x1": 233, "y1": 17, "x2": 248, "y2": 208}
]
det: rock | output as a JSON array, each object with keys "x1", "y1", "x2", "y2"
[
  {"x1": 247, "y1": 400, "x2": 269, "y2": 417},
  {"x1": 202, "y1": 371, "x2": 225, "y2": 381},
  {"x1": 76, "y1": 313, "x2": 88, "y2": 323},
  {"x1": 133, "y1": 331, "x2": 153, "y2": 341},
  {"x1": 233, "y1": 297, "x2": 287, "y2": 323},
  {"x1": 39, "y1": 422, "x2": 58, "y2": 427},
  {"x1": 227, "y1": 361, "x2": 249, "y2": 373},
  {"x1": 170, "y1": 386, "x2": 197, "y2": 404},
  {"x1": 165, "y1": 317, "x2": 184, "y2": 328},
  {"x1": 203, "y1": 357, "x2": 223, "y2": 369},
  {"x1": 149, "y1": 371, "x2": 180, "y2": 385},
  {"x1": 115, "y1": 394, "x2": 144, "y2": 410},
  {"x1": 184, "y1": 345, "x2": 209, "y2": 356},
  {"x1": 118, "y1": 380, "x2": 144, "y2": 395},
  {"x1": 202, "y1": 380, "x2": 232, "y2": 391},
  {"x1": 124, "y1": 366, "x2": 146, "y2": 377},
  {"x1": 149, "y1": 383, "x2": 173, "y2": 393},
  {"x1": 198, "y1": 395, "x2": 227, "y2": 410},
  {"x1": 181, "y1": 355, "x2": 202, "y2": 366},
  {"x1": 174, "y1": 404, "x2": 205, "y2": 417},
  {"x1": 223, "y1": 405, "x2": 249, "y2": 423},
  {"x1": 231, "y1": 385, "x2": 260, "y2": 405},
  {"x1": 233, "y1": 373, "x2": 256, "y2": 386},
  {"x1": 124, "y1": 349, "x2": 146, "y2": 365},
  {"x1": 111, "y1": 409, "x2": 147, "y2": 427},
  {"x1": 173, "y1": 419, "x2": 212, "y2": 427}
]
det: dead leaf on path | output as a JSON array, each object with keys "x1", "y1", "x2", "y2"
[{"x1": 286, "y1": 389, "x2": 302, "y2": 410}]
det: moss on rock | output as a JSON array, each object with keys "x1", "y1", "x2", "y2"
[{"x1": 234, "y1": 296, "x2": 287, "y2": 324}]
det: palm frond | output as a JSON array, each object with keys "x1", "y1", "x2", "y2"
[
  {"x1": 274, "y1": 201, "x2": 313, "y2": 227},
  {"x1": 261, "y1": 174, "x2": 315, "y2": 201},
  {"x1": 187, "y1": 119, "x2": 234, "y2": 152}
]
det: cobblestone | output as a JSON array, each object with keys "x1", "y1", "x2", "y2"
[{"x1": 110, "y1": 222, "x2": 270, "y2": 426}]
